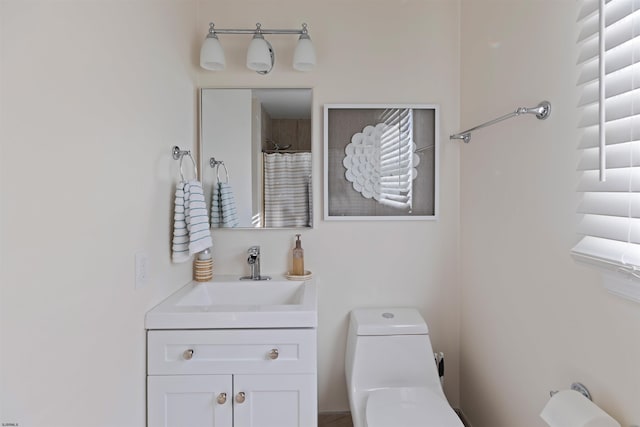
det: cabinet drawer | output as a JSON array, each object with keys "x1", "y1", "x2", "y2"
[{"x1": 148, "y1": 329, "x2": 316, "y2": 375}]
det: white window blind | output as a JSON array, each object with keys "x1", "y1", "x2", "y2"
[
  {"x1": 378, "y1": 108, "x2": 416, "y2": 210},
  {"x1": 572, "y1": 0, "x2": 640, "y2": 292}
]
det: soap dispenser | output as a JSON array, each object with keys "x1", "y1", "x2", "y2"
[{"x1": 292, "y1": 234, "x2": 304, "y2": 276}]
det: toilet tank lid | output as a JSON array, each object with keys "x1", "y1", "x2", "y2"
[{"x1": 350, "y1": 308, "x2": 429, "y2": 336}]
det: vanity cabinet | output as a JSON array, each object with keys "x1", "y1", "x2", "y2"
[
  {"x1": 147, "y1": 328, "x2": 317, "y2": 427},
  {"x1": 148, "y1": 375, "x2": 232, "y2": 426}
]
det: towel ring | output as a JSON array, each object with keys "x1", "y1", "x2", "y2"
[
  {"x1": 216, "y1": 163, "x2": 229, "y2": 184},
  {"x1": 210, "y1": 157, "x2": 229, "y2": 184},
  {"x1": 179, "y1": 152, "x2": 198, "y2": 181}
]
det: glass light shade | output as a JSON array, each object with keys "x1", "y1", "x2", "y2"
[
  {"x1": 246, "y1": 36, "x2": 273, "y2": 72},
  {"x1": 293, "y1": 36, "x2": 316, "y2": 71},
  {"x1": 200, "y1": 36, "x2": 225, "y2": 71}
]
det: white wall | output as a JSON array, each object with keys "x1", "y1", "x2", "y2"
[
  {"x1": 459, "y1": 1, "x2": 640, "y2": 426},
  {"x1": 0, "y1": 0, "x2": 461, "y2": 425},
  {"x1": 0, "y1": 1, "x2": 199, "y2": 426}
]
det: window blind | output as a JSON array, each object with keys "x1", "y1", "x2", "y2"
[
  {"x1": 572, "y1": 0, "x2": 640, "y2": 284},
  {"x1": 378, "y1": 108, "x2": 416, "y2": 210}
]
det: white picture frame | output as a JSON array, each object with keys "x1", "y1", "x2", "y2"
[{"x1": 323, "y1": 104, "x2": 439, "y2": 221}]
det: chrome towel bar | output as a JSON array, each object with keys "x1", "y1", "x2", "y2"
[{"x1": 450, "y1": 101, "x2": 551, "y2": 144}]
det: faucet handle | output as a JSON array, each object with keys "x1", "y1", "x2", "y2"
[{"x1": 248, "y1": 246, "x2": 260, "y2": 256}]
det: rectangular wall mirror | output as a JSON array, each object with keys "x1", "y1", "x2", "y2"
[{"x1": 200, "y1": 88, "x2": 313, "y2": 229}]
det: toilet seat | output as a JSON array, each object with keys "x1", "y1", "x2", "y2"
[{"x1": 365, "y1": 387, "x2": 464, "y2": 427}]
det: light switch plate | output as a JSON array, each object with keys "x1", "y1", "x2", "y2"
[{"x1": 135, "y1": 252, "x2": 149, "y2": 289}]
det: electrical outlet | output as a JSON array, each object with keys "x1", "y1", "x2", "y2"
[{"x1": 135, "y1": 252, "x2": 149, "y2": 289}]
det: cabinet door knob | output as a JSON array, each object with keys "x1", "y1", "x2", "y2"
[
  {"x1": 235, "y1": 392, "x2": 246, "y2": 403},
  {"x1": 216, "y1": 393, "x2": 227, "y2": 404},
  {"x1": 183, "y1": 349, "x2": 194, "y2": 360},
  {"x1": 268, "y1": 348, "x2": 279, "y2": 360}
]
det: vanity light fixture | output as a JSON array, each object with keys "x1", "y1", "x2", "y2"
[
  {"x1": 200, "y1": 23, "x2": 226, "y2": 71},
  {"x1": 199, "y1": 22, "x2": 316, "y2": 74}
]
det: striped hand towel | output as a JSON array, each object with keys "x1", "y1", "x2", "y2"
[
  {"x1": 218, "y1": 183, "x2": 239, "y2": 227},
  {"x1": 172, "y1": 180, "x2": 212, "y2": 263},
  {"x1": 171, "y1": 182, "x2": 190, "y2": 263},
  {"x1": 210, "y1": 182, "x2": 239, "y2": 228},
  {"x1": 210, "y1": 183, "x2": 222, "y2": 228},
  {"x1": 184, "y1": 180, "x2": 213, "y2": 255}
]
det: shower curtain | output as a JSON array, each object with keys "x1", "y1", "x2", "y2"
[{"x1": 263, "y1": 152, "x2": 312, "y2": 228}]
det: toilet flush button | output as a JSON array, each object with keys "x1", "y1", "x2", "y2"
[{"x1": 382, "y1": 312, "x2": 394, "y2": 319}]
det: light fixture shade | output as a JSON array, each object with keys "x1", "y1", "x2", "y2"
[
  {"x1": 200, "y1": 36, "x2": 225, "y2": 71},
  {"x1": 293, "y1": 36, "x2": 316, "y2": 71},
  {"x1": 246, "y1": 36, "x2": 273, "y2": 72}
]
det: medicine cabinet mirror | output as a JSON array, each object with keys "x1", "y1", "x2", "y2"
[{"x1": 200, "y1": 88, "x2": 313, "y2": 229}]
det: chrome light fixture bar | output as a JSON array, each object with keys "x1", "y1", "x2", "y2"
[{"x1": 200, "y1": 22, "x2": 316, "y2": 74}]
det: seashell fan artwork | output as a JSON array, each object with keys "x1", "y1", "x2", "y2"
[{"x1": 343, "y1": 109, "x2": 420, "y2": 210}]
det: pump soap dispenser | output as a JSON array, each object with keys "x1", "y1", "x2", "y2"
[{"x1": 292, "y1": 234, "x2": 305, "y2": 276}]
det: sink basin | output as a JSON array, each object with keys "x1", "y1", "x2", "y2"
[
  {"x1": 176, "y1": 281, "x2": 303, "y2": 306},
  {"x1": 145, "y1": 275, "x2": 317, "y2": 329}
]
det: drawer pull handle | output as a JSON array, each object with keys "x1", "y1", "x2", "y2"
[
  {"x1": 217, "y1": 393, "x2": 227, "y2": 404},
  {"x1": 236, "y1": 392, "x2": 246, "y2": 403},
  {"x1": 183, "y1": 349, "x2": 194, "y2": 360},
  {"x1": 268, "y1": 348, "x2": 279, "y2": 360}
]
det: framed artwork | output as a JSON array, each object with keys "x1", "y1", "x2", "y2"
[{"x1": 323, "y1": 104, "x2": 439, "y2": 221}]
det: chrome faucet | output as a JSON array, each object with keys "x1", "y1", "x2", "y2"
[
  {"x1": 240, "y1": 246, "x2": 271, "y2": 281},
  {"x1": 247, "y1": 246, "x2": 261, "y2": 279}
]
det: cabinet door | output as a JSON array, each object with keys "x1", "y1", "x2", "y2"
[
  {"x1": 148, "y1": 375, "x2": 232, "y2": 427},
  {"x1": 233, "y1": 374, "x2": 317, "y2": 427}
]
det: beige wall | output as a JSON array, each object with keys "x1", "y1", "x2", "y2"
[
  {"x1": 0, "y1": 1, "x2": 461, "y2": 426},
  {"x1": 459, "y1": 1, "x2": 640, "y2": 426},
  {"x1": 1, "y1": 1, "x2": 200, "y2": 426}
]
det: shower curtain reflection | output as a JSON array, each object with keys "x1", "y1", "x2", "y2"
[{"x1": 263, "y1": 153, "x2": 312, "y2": 227}]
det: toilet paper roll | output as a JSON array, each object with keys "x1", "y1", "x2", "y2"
[{"x1": 540, "y1": 390, "x2": 621, "y2": 427}]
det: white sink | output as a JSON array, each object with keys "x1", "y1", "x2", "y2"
[
  {"x1": 176, "y1": 280, "x2": 305, "y2": 306},
  {"x1": 145, "y1": 275, "x2": 317, "y2": 329}
]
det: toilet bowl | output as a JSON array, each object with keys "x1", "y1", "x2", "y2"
[{"x1": 345, "y1": 308, "x2": 463, "y2": 427}]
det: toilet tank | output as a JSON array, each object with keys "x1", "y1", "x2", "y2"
[{"x1": 345, "y1": 308, "x2": 442, "y2": 392}]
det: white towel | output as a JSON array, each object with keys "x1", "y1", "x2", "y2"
[
  {"x1": 172, "y1": 180, "x2": 212, "y2": 263},
  {"x1": 171, "y1": 182, "x2": 190, "y2": 263},
  {"x1": 185, "y1": 180, "x2": 213, "y2": 254},
  {"x1": 211, "y1": 183, "x2": 221, "y2": 228},
  {"x1": 211, "y1": 182, "x2": 239, "y2": 228}
]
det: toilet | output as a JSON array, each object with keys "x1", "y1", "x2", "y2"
[{"x1": 345, "y1": 308, "x2": 463, "y2": 427}]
